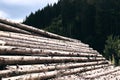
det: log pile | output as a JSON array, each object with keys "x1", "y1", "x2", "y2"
[{"x1": 0, "y1": 18, "x2": 119, "y2": 80}]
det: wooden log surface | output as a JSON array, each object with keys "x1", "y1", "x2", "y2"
[
  {"x1": 0, "y1": 46, "x2": 102, "y2": 57},
  {"x1": 0, "y1": 31, "x2": 89, "y2": 47},
  {"x1": 101, "y1": 69, "x2": 120, "y2": 80},
  {"x1": 0, "y1": 23, "x2": 31, "y2": 35},
  {"x1": 84, "y1": 67, "x2": 120, "y2": 79},
  {"x1": 0, "y1": 36, "x2": 92, "y2": 50},
  {"x1": 0, "y1": 37, "x2": 90, "y2": 50},
  {"x1": 6, "y1": 61, "x2": 108, "y2": 70},
  {"x1": 0, "y1": 40, "x2": 96, "y2": 53},
  {"x1": 0, "y1": 36, "x2": 91, "y2": 54},
  {"x1": 0, "y1": 56, "x2": 105, "y2": 65},
  {"x1": 0, "y1": 37, "x2": 90, "y2": 53},
  {"x1": 2, "y1": 64, "x2": 111, "y2": 80},
  {"x1": 0, "y1": 61, "x2": 109, "y2": 77},
  {"x1": 0, "y1": 18, "x2": 79, "y2": 42},
  {"x1": 52, "y1": 64, "x2": 114, "y2": 80}
]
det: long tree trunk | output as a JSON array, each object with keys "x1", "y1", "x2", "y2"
[
  {"x1": 0, "y1": 36, "x2": 91, "y2": 52},
  {"x1": 0, "y1": 31, "x2": 89, "y2": 47},
  {"x1": 0, "y1": 23, "x2": 31, "y2": 34},
  {"x1": 0, "y1": 46, "x2": 102, "y2": 57},
  {"x1": 0, "y1": 61, "x2": 109, "y2": 77},
  {"x1": 0, "y1": 40, "x2": 96, "y2": 53},
  {"x1": 2, "y1": 64, "x2": 111, "y2": 80},
  {"x1": 0, "y1": 18, "x2": 79, "y2": 42},
  {"x1": 0, "y1": 56, "x2": 105, "y2": 65},
  {"x1": 6, "y1": 61, "x2": 108, "y2": 70},
  {"x1": 54, "y1": 64, "x2": 114, "y2": 80},
  {"x1": 84, "y1": 67, "x2": 120, "y2": 79}
]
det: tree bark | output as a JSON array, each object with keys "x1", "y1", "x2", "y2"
[
  {"x1": 84, "y1": 67, "x2": 120, "y2": 79},
  {"x1": 0, "y1": 40, "x2": 96, "y2": 53},
  {"x1": 0, "y1": 56, "x2": 105, "y2": 65},
  {"x1": 6, "y1": 61, "x2": 109, "y2": 70},
  {"x1": 0, "y1": 61, "x2": 109, "y2": 77},
  {"x1": 0, "y1": 31, "x2": 89, "y2": 47},
  {"x1": 0, "y1": 18, "x2": 79, "y2": 42},
  {"x1": 0, "y1": 45, "x2": 102, "y2": 57},
  {"x1": 0, "y1": 37, "x2": 93, "y2": 51},
  {"x1": 2, "y1": 64, "x2": 110, "y2": 80},
  {"x1": 0, "y1": 23, "x2": 31, "y2": 34}
]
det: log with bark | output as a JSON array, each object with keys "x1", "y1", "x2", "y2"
[
  {"x1": 53, "y1": 64, "x2": 114, "y2": 80},
  {"x1": 2, "y1": 64, "x2": 111, "y2": 80},
  {"x1": 0, "y1": 46, "x2": 102, "y2": 57},
  {"x1": 0, "y1": 18, "x2": 79, "y2": 42},
  {"x1": 0, "y1": 61, "x2": 109, "y2": 77},
  {"x1": 0, "y1": 39, "x2": 96, "y2": 53},
  {"x1": 0, "y1": 37, "x2": 93, "y2": 50},
  {"x1": 0, "y1": 56, "x2": 105, "y2": 65},
  {"x1": 84, "y1": 67, "x2": 120, "y2": 79},
  {"x1": 6, "y1": 61, "x2": 109, "y2": 70},
  {"x1": 0, "y1": 23, "x2": 31, "y2": 34},
  {"x1": 0, "y1": 31, "x2": 89, "y2": 47}
]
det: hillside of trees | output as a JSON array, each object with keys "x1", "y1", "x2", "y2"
[{"x1": 23, "y1": 0, "x2": 120, "y2": 65}]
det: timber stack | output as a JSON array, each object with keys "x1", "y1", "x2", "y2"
[{"x1": 0, "y1": 18, "x2": 120, "y2": 80}]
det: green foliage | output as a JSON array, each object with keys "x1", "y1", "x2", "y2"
[
  {"x1": 104, "y1": 35, "x2": 120, "y2": 66},
  {"x1": 45, "y1": 15, "x2": 65, "y2": 36}
]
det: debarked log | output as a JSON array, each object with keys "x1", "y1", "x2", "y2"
[
  {"x1": 0, "y1": 31, "x2": 89, "y2": 47},
  {"x1": 2, "y1": 64, "x2": 111, "y2": 80},
  {"x1": 0, "y1": 39, "x2": 95, "y2": 53},
  {"x1": 84, "y1": 67, "x2": 120, "y2": 79},
  {"x1": 0, "y1": 23, "x2": 31, "y2": 34},
  {"x1": 0, "y1": 56, "x2": 105, "y2": 65},
  {"x1": 0, "y1": 36, "x2": 91, "y2": 52},
  {"x1": 0, "y1": 18, "x2": 79, "y2": 42},
  {"x1": 6, "y1": 61, "x2": 108, "y2": 70},
  {"x1": 0, "y1": 46, "x2": 102, "y2": 57},
  {"x1": 53, "y1": 64, "x2": 114, "y2": 80},
  {"x1": 0, "y1": 61, "x2": 109, "y2": 77}
]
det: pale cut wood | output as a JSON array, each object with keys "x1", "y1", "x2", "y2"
[
  {"x1": 0, "y1": 40, "x2": 95, "y2": 53},
  {"x1": 6, "y1": 61, "x2": 108, "y2": 70},
  {"x1": 0, "y1": 23, "x2": 31, "y2": 34},
  {"x1": 0, "y1": 56, "x2": 105, "y2": 65},
  {"x1": 0, "y1": 18, "x2": 79, "y2": 42},
  {"x1": 0, "y1": 37, "x2": 91, "y2": 52},
  {"x1": 80, "y1": 64, "x2": 114, "y2": 76},
  {"x1": 84, "y1": 67, "x2": 120, "y2": 79},
  {"x1": 2, "y1": 64, "x2": 110, "y2": 80},
  {"x1": 103, "y1": 69, "x2": 120, "y2": 80},
  {"x1": 0, "y1": 36, "x2": 92, "y2": 55},
  {"x1": 53, "y1": 64, "x2": 114, "y2": 80},
  {"x1": 0, "y1": 31, "x2": 89, "y2": 48},
  {"x1": 0, "y1": 37, "x2": 93, "y2": 50},
  {"x1": 0, "y1": 61, "x2": 109, "y2": 77},
  {"x1": 0, "y1": 32, "x2": 89, "y2": 50},
  {"x1": 0, "y1": 46, "x2": 102, "y2": 57}
]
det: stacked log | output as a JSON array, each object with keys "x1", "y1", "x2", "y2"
[
  {"x1": 0, "y1": 18, "x2": 119, "y2": 80},
  {"x1": 0, "y1": 18, "x2": 79, "y2": 42}
]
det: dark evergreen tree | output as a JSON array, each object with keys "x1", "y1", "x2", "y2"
[{"x1": 104, "y1": 35, "x2": 120, "y2": 66}]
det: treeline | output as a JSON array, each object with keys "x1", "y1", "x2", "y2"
[{"x1": 23, "y1": 0, "x2": 120, "y2": 64}]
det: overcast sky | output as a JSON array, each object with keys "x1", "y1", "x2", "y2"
[{"x1": 0, "y1": 0, "x2": 58, "y2": 22}]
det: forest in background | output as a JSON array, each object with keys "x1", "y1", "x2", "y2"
[{"x1": 23, "y1": 0, "x2": 120, "y2": 65}]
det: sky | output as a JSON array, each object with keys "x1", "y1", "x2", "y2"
[{"x1": 0, "y1": 0, "x2": 58, "y2": 22}]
